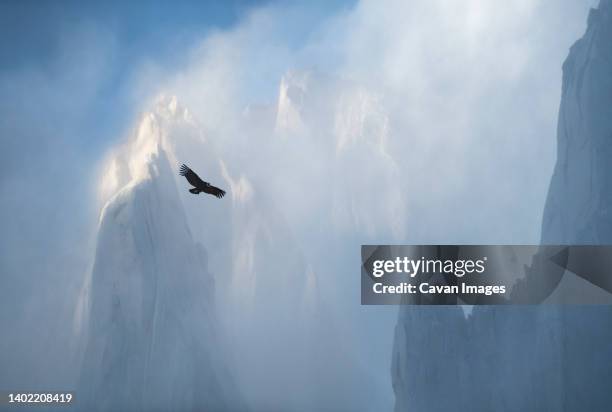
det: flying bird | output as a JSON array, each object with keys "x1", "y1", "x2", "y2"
[{"x1": 179, "y1": 164, "x2": 226, "y2": 199}]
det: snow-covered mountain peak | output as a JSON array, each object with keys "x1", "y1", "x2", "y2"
[
  {"x1": 98, "y1": 112, "x2": 162, "y2": 211},
  {"x1": 220, "y1": 159, "x2": 253, "y2": 204},
  {"x1": 275, "y1": 70, "x2": 312, "y2": 135},
  {"x1": 81, "y1": 124, "x2": 240, "y2": 411},
  {"x1": 333, "y1": 86, "x2": 390, "y2": 155},
  {"x1": 153, "y1": 93, "x2": 195, "y2": 124},
  {"x1": 274, "y1": 69, "x2": 391, "y2": 157},
  {"x1": 98, "y1": 94, "x2": 207, "y2": 211}
]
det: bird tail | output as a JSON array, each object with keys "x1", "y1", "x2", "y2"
[
  {"x1": 179, "y1": 164, "x2": 189, "y2": 176},
  {"x1": 189, "y1": 188, "x2": 201, "y2": 194}
]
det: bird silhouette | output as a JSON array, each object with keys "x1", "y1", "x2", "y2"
[{"x1": 179, "y1": 164, "x2": 226, "y2": 199}]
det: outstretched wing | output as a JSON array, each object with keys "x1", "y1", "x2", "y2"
[
  {"x1": 179, "y1": 164, "x2": 207, "y2": 189},
  {"x1": 179, "y1": 164, "x2": 226, "y2": 198},
  {"x1": 202, "y1": 184, "x2": 226, "y2": 199}
]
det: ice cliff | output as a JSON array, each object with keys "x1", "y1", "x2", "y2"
[{"x1": 392, "y1": 1, "x2": 612, "y2": 411}]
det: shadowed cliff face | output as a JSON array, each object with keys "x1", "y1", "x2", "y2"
[
  {"x1": 540, "y1": 1, "x2": 612, "y2": 411},
  {"x1": 392, "y1": 2, "x2": 612, "y2": 411},
  {"x1": 543, "y1": 0, "x2": 612, "y2": 244}
]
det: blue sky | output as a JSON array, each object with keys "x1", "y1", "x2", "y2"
[
  {"x1": 0, "y1": 1, "x2": 264, "y2": 70},
  {"x1": 0, "y1": 0, "x2": 353, "y2": 156},
  {"x1": 1, "y1": 1, "x2": 264, "y2": 155}
]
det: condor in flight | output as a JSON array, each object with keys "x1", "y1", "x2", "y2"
[{"x1": 179, "y1": 164, "x2": 226, "y2": 199}]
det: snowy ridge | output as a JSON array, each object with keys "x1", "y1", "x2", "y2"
[
  {"x1": 271, "y1": 70, "x2": 405, "y2": 238},
  {"x1": 78, "y1": 97, "x2": 243, "y2": 411}
]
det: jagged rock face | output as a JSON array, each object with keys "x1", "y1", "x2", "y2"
[
  {"x1": 78, "y1": 100, "x2": 242, "y2": 411},
  {"x1": 392, "y1": 2, "x2": 612, "y2": 411},
  {"x1": 542, "y1": 0, "x2": 612, "y2": 244},
  {"x1": 541, "y1": 2, "x2": 612, "y2": 411},
  {"x1": 272, "y1": 70, "x2": 405, "y2": 239},
  {"x1": 391, "y1": 307, "x2": 470, "y2": 411},
  {"x1": 392, "y1": 306, "x2": 564, "y2": 412}
]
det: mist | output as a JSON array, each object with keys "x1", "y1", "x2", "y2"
[{"x1": 0, "y1": 0, "x2": 598, "y2": 410}]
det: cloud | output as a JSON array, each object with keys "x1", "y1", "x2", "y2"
[
  {"x1": 0, "y1": 0, "x2": 599, "y2": 406},
  {"x1": 0, "y1": 21, "x2": 120, "y2": 389},
  {"x1": 127, "y1": 0, "x2": 599, "y2": 269},
  {"x1": 125, "y1": 0, "x2": 596, "y2": 407}
]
